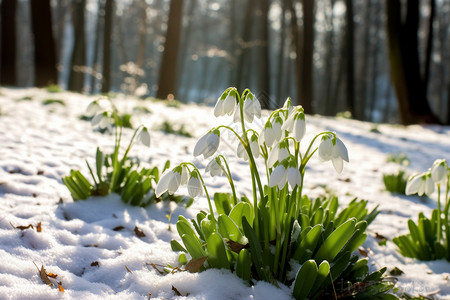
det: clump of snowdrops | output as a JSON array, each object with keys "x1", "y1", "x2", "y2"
[
  {"x1": 63, "y1": 98, "x2": 189, "y2": 206},
  {"x1": 156, "y1": 88, "x2": 397, "y2": 299},
  {"x1": 394, "y1": 159, "x2": 450, "y2": 261}
]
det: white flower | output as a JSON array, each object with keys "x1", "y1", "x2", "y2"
[
  {"x1": 287, "y1": 166, "x2": 302, "y2": 189},
  {"x1": 187, "y1": 172, "x2": 203, "y2": 198},
  {"x1": 261, "y1": 116, "x2": 283, "y2": 148},
  {"x1": 233, "y1": 105, "x2": 241, "y2": 123},
  {"x1": 237, "y1": 142, "x2": 248, "y2": 161},
  {"x1": 205, "y1": 157, "x2": 224, "y2": 177},
  {"x1": 249, "y1": 134, "x2": 260, "y2": 158},
  {"x1": 431, "y1": 159, "x2": 447, "y2": 183},
  {"x1": 138, "y1": 127, "x2": 151, "y2": 147},
  {"x1": 86, "y1": 100, "x2": 103, "y2": 116},
  {"x1": 155, "y1": 167, "x2": 183, "y2": 197},
  {"x1": 214, "y1": 90, "x2": 236, "y2": 117},
  {"x1": 267, "y1": 140, "x2": 290, "y2": 168},
  {"x1": 406, "y1": 172, "x2": 434, "y2": 196},
  {"x1": 318, "y1": 134, "x2": 349, "y2": 173},
  {"x1": 180, "y1": 165, "x2": 189, "y2": 185},
  {"x1": 193, "y1": 129, "x2": 220, "y2": 159},
  {"x1": 282, "y1": 107, "x2": 306, "y2": 142},
  {"x1": 283, "y1": 98, "x2": 294, "y2": 114},
  {"x1": 269, "y1": 164, "x2": 288, "y2": 189},
  {"x1": 243, "y1": 94, "x2": 261, "y2": 123},
  {"x1": 91, "y1": 111, "x2": 113, "y2": 131}
]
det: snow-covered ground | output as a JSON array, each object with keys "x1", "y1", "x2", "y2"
[{"x1": 0, "y1": 87, "x2": 449, "y2": 299}]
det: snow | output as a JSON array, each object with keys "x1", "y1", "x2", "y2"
[{"x1": 0, "y1": 87, "x2": 449, "y2": 299}]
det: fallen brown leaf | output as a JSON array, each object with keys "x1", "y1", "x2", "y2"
[
  {"x1": 227, "y1": 240, "x2": 249, "y2": 253},
  {"x1": 36, "y1": 222, "x2": 42, "y2": 232},
  {"x1": 184, "y1": 256, "x2": 207, "y2": 273},
  {"x1": 113, "y1": 225, "x2": 125, "y2": 231},
  {"x1": 58, "y1": 282, "x2": 64, "y2": 292},
  {"x1": 33, "y1": 262, "x2": 53, "y2": 286},
  {"x1": 125, "y1": 265, "x2": 132, "y2": 273},
  {"x1": 134, "y1": 226, "x2": 146, "y2": 238},
  {"x1": 11, "y1": 223, "x2": 34, "y2": 230},
  {"x1": 91, "y1": 261, "x2": 99, "y2": 267},
  {"x1": 172, "y1": 285, "x2": 182, "y2": 296}
]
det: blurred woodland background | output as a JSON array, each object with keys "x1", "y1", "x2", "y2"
[{"x1": 0, "y1": 0, "x2": 449, "y2": 124}]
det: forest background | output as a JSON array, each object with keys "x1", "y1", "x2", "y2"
[{"x1": 0, "y1": 0, "x2": 449, "y2": 125}]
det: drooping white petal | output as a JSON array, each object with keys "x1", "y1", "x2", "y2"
[
  {"x1": 264, "y1": 126, "x2": 276, "y2": 148},
  {"x1": 318, "y1": 137, "x2": 333, "y2": 162},
  {"x1": 233, "y1": 105, "x2": 241, "y2": 123},
  {"x1": 203, "y1": 132, "x2": 220, "y2": 158},
  {"x1": 292, "y1": 118, "x2": 306, "y2": 142},
  {"x1": 272, "y1": 121, "x2": 283, "y2": 144},
  {"x1": 287, "y1": 167, "x2": 302, "y2": 189},
  {"x1": 267, "y1": 145, "x2": 280, "y2": 168},
  {"x1": 425, "y1": 176, "x2": 434, "y2": 196},
  {"x1": 206, "y1": 158, "x2": 224, "y2": 177},
  {"x1": 253, "y1": 98, "x2": 261, "y2": 119},
  {"x1": 139, "y1": 127, "x2": 151, "y2": 147},
  {"x1": 258, "y1": 130, "x2": 266, "y2": 147},
  {"x1": 431, "y1": 159, "x2": 447, "y2": 183},
  {"x1": 243, "y1": 99, "x2": 254, "y2": 123},
  {"x1": 193, "y1": 133, "x2": 209, "y2": 157},
  {"x1": 187, "y1": 176, "x2": 203, "y2": 197},
  {"x1": 237, "y1": 142, "x2": 249, "y2": 160},
  {"x1": 213, "y1": 98, "x2": 225, "y2": 117},
  {"x1": 405, "y1": 174, "x2": 422, "y2": 195},
  {"x1": 278, "y1": 147, "x2": 289, "y2": 163},
  {"x1": 332, "y1": 157, "x2": 344, "y2": 174},
  {"x1": 223, "y1": 94, "x2": 236, "y2": 115},
  {"x1": 167, "y1": 172, "x2": 181, "y2": 194},
  {"x1": 250, "y1": 138, "x2": 260, "y2": 158},
  {"x1": 335, "y1": 138, "x2": 349, "y2": 162},
  {"x1": 86, "y1": 101, "x2": 102, "y2": 116},
  {"x1": 269, "y1": 164, "x2": 287, "y2": 188},
  {"x1": 180, "y1": 165, "x2": 189, "y2": 185},
  {"x1": 91, "y1": 113, "x2": 104, "y2": 127},
  {"x1": 155, "y1": 170, "x2": 173, "y2": 197}
]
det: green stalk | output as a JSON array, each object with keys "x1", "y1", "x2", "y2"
[
  {"x1": 218, "y1": 155, "x2": 238, "y2": 206},
  {"x1": 437, "y1": 183, "x2": 442, "y2": 242}
]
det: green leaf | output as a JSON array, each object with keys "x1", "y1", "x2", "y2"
[
  {"x1": 242, "y1": 217, "x2": 265, "y2": 280},
  {"x1": 310, "y1": 261, "x2": 331, "y2": 296},
  {"x1": 206, "y1": 233, "x2": 230, "y2": 269},
  {"x1": 171, "y1": 240, "x2": 187, "y2": 252},
  {"x1": 95, "y1": 147, "x2": 104, "y2": 182},
  {"x1": 214, "y1": 193, "x2": 232, "y2": 216},
  {"x1": 292, "y1": 260, "x2": 318, "y2": 300},
  {"x1": 314, "y1": 218, "x2": 356, "y2": 263},
  {"x1": 181, "y1": 233, "x2": 206, "y2": 259},
  {"x1": 218, "y1": 214, "x2": 245, "y2": 244},
  {"x1": 201, "y1": 217, "x2": 216, "y2": 241},
  {"x1": 176, "y1": 215, "x2": 197, "y2": 238},
  {"x1": 293, "y1": 224, "x2": 323, "y2": 263},
  {"x1": 236, "y1": 248, "x2": 251, "y2": 282},
  {"x1": 229, "y1": 202, "x2": 254, "y2": 230}
]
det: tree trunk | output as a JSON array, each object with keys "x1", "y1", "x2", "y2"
[
  {"x1": 68, "y1": 0, "x2": 86, "y2": 92},
  {"x1": 345, "y1": 0, "x2": 355, "y2": 117},
  {"x1": 288, "y1": 0, "x2": 303, "y2": 107},
  {"x1": 301, "y1": 0, "x2": 314, "y2": 113},
  {"x1": 1, "y1": 0, "x2": 17, "y2": 86},
  {"x1": 156, "y1": 0, "x2": 183, "y2": 99},
  {"x1": 423, "y1": 0, "x2": 435, "y2": 94},
  {"x1": 258, "y1": 0, "x2": 271, "y2": 108},
  {"x1": 101, "y1": 0, "x2": 113, "y2": 94},
  {"x1": 30, "y1": 0, "x2": 58, "y2": 87},
  {"x1": 386, "y1": 0, "x2": 439, "y2": 124},
  {"x1": 235, "y1": 0, "x2": 254, "y2": 92}
]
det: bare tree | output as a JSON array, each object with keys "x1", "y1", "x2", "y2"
[
  {"x1": 345, "y1": 0, "x2": 355, "y2": 116},
  {"x1": 30, "y1": 0, "x2": 58, "y2": 87},
  {"x1": 156, "y1": 0, "x2": 183, "y2": 99},
  {"x1": 386, "y1": 0, "x2": 439, "y2": 124},
  {"x1": 68, "y1": 0, "x2": 86, "y2": 92},
  {"x1": 1, "y1": 0, "x2": 17, "y2": 86},
  {"x1": 101, "y1": 0, "x2": 114, "y2": 93}
]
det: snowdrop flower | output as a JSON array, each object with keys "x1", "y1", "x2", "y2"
[
  {"x1": 193, "y1": 129, "x2": 220, "y2": 159},
  {"x1": 187, "y1": 171, "x2": 203, "y2": 198},
  {"x1": 205, "y1": 157, "x2": 224, "y2": 177},
  {"x1": 214, "y1": 89, "x2": 236, "y2": 117},
  {"x1": 243, "y1": 93, "x2": 261, "y2": 123},
  {"x1": 406, "y1": 172, "x2": 434, "y2": 196},
  {"x1": 86, "y1": 100, "x2": 103, "y2": 116},
  {"x1": 318, "y1": 133, "x2": 349, "y2": 173},
  {"x1": 283, "y1": 98, "x2": 294, "y2": 114},
  {"x1": 282, "y1": 107, "x2": 306, "y2": 142},
  {"x1": 267, "y1": 140, "x2": 290, "y2": 168},
  {"x1": 233, "y1": 105, "x2": 241, "y2": 123},
  {"x1": 138, "y1": 127, "x2": 151, "y2": 147},
  {"x1": 237, "y1": 142, "x2": 248, "y2": 161},
  {"x1": 238, "y1": 134, "x2": 260, "y2": 161},
  {"x1": 91, "y1": 111, "x2": 113, "y2": 131},
  {"x1": 260, "y1": 116, "x2": 283, "y2": 148},
  {"x1": 268, "y1": 158, "x2": 301, "y2": 189},
  {"x1": 180, "y1": 164, "x2": 189, "y2": 185},
  {"x1": 431, "y1": 159, "x2": 447, "y2": 183},
  {"x1": 155, "y1": 166, "x2": 183, "y2": 197}
]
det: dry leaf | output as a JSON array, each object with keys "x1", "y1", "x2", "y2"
[
  {"x1": 58, "y1": 282, "x2": 65, "y2": 292},
  {"x1": 358, "y1": 247, "x2": 368, "y2": 257},
  {"x1": 227, "y1": 240, "x2": 249, "y2": 253},
  {"x1": 125, "y1": 265, "x2": 132, "y2": 273},
  {"x1": 11, "y1": 223, "x2": 34, "y2": 230},
  {"x1": 184, "y1": 256, "x2": 207, "y2": 273},
  {"x1": 149, "y1": 263, "x2": 164, "y2": 275},
  {"x1": 113, "y1": 225, "x2": 125, "y2": 231},
  {"x1": 134, "y1": 226, "x2": 146, "y2": 238},
  {"x1": 375, "y1": 232, "x2": 387, "y2": 240},
  {"x1": 172, "y1": 285, "x2": 182, "y2": 296},
  {"x1": 37, "y1": 222, "x2": 42, "y2": 232},
  {"x1": 90, "y1": 261, "x2": 99, "y2": 267},
  {"x1": 47, "y1": 272, "x2": 58, "y2": 279},
  {"x1": 33, "y1": 263, "x2": 53, "y2": 286},
  {"x1": 148, "y1": 292, "x2": 151, "y2": 300}
]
